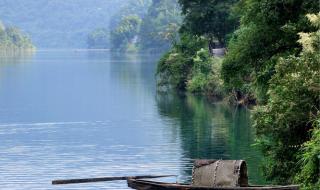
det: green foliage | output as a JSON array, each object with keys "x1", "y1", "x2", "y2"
[
  {"x1": 178, "y1": 0, "x2": 239, "y2": 45},
  {"x1": 187, "y1": 49, "x2": 224, "y2": 97},
  {"x1": 253, "y1": 13, "x2": 320, "y2": 185},
  {"x1": 110, "y1": 15, "x2": 142, "y2": 51},
  {"x1": 187, "y1": 48, "x2": 213, "y2": 92},
  {"x1": 157, "y1": 34, "x2": 223, "y2": 97},
  {"x1": 295, "y1": 120, "x2": 320, "y2": 190},
  {"x1": 294, "y1": 14, "x2": 320, "y2": 190},
  {"x1": 109, "y1": 0, "x2": 151, "y2": 31},
  {"x1": 157, "y1": 34, "x2": 206, "y2": 90},
  {"x1": 139, "y1": 0, "x2": 182, "y2": 52},
  {"x1": 0, "y1": 21, "x2": 34, "y2": 51},
  {"x1": 156, "y1": 0, "x2": 238, "y2": 96},
  {"x1": 156, "y1": 0, "x2": 320, "y2": 187},
  {"x1": 87, "y1": 28, "x2": 109, "y2": 49},
  {"x1": 221, "y1": 0, "x2": 319, "y2": 103},
  {"x1": 221, "y1": 25, "x2": 256, "y2": 90},
  {"x1": 108, "y1": 0, "x2": 151, "y2": 52}
]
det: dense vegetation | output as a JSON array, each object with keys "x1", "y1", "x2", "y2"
[
  {"x1": 253, "y1": 13, "x2": 320, "y2": 188},
  {"x1": 0, "y1": 0, "x2": 129, "y2": 48},
  {"x1": 157, "y1": 0, "x2": 237, "y2": 95},
  {"x1": 179, "y1": 0, "x2": 238, "y2": 47},
  {"x1": 156, "y1": 0, "x2": 320, "y2": 189},
  {"x1": 221, "y1": 0, "x2": 319, "y2": 103},
  {"x1": 0, "y1": 20, "x2": 34, "y2": 51},
  {"x1": 157, "y1": 34, "x2": 224, "y2": 98},
  {"x1": 139, "y1": 0, "x2": 181, "y2": 52}
]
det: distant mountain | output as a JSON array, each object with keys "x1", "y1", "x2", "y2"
[{"x1": 0, "y1": 0, "x2": 129, "y2": 48}]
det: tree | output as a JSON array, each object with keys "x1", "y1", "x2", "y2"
[
  {"x1": 0, "y1": 21, "x2": 34, "y2": 50},
  {"x1": 178, "y1": 0, "x2": 239, "y2": 46},
  {"x1": 221, "y1": 0, "x2": 319, "y2": 103},
  {"x1": 157, "y1": 34, "x2": 207, "y2": 90},
  {"x1": 139, "y1": 0, "x2": 181, "y2": 52},
  {"x1": 156, "y1": 0, "x2": 237, "y2": 95},
  {"x1": 253, "y1": 13, "x2": 320, "y2": 186},
  {"x1": 110, "y1": 15, "x2": 142, "y2": 51},
  {"x1": 109, "y1": 0, "x2": 151, "y2": 32}
]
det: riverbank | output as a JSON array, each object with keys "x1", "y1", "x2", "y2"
[{"x1": 155, "y1": 1, "x2": 320, "y2": 188}]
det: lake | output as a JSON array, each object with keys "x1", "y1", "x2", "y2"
[{"x1": 0, "y1": 50, "x2": 265, "y2": 189}]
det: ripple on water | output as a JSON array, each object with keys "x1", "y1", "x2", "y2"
[
  {"x1": 0, "y1": 121, "x2": 187, "y2": 189},
  {"x1": 0, "y1": 51, "x2": 264, "y2": 189}
]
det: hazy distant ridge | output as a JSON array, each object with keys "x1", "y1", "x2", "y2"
[{"x1": 0, "y1": 0, "x2": 129, "y2": 48}]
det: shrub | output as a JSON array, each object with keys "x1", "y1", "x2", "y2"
[
  {"x1": 187, "y1": 48, "x2": 224, "y2": 97},
  {"x1": 253, "y1": 13, "x2": 320, "y2": 185}
]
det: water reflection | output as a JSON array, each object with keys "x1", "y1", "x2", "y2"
[
  {"x1": 0, "y1": 51, "x2": 264, "y2": 190},
  {"x1": 156, "y1": 92, "x2": 265, "y2": 184},
  {"x1": 109, "y1": 53, "x2": 159, "y2": 91},
  {"x1": 0, "y1": 50, "x2": 34, "y2": 64}
]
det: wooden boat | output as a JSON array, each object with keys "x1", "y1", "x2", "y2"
[
  {"x1": 127, "y1": 179, "x2": 299, "y2": 190},
  {"x1": 127, "y1": 160, "x2": 299, "y2": 190},
  {"x1": 52, "y1": 159, "x2": 299, "y2": 190}
]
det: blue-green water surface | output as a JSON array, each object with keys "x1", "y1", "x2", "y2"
[{"x1": 0, "y1": 50, "x2": 265, "y2": 189}]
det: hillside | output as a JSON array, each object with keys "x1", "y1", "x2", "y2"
[{"x1": 0, "y1": 0, "x2": 129, "y2": 48}]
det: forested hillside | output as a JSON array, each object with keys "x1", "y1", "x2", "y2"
[
  {"x1": 0, "y1": 0, "x2": 129, "y2": 48},
  {"x1": 0, "y1": 20, "x2": 34, "y2": 50},
  {"x1": 156, "y1": 0, "x2": 320, "y2": 189},
  {"x1": 102, "y1": 0, "x2": 181, "y2": 52}
]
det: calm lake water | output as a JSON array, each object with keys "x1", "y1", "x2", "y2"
[{"x1": 0, "y1": 50, "x2": 265, "y2": 189}]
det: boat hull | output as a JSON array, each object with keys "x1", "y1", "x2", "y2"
[{"x1": 127, "y1": 179, "x2": 299, "y2": 190}]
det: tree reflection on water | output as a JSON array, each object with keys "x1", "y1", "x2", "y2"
[{"x1": 156, "y1": 92, "x2": 266, "y2": 184}]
